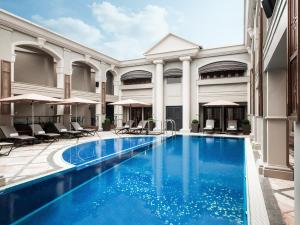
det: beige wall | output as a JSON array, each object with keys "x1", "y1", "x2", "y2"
[
  {"x1": 164, "y1": 82, "x2": 182, "y2": 106},
  {"x1": 72, "y1": 105, "x2": 93, "y2": 126},
  {"x1": 198, "y1": 83, "x2": 248, "y2": 103},
  {"x1": 121, "y1": 88, "x2": 152, "y2": 103},
  {"x1": 14, "y1": 104, "x2": 56, "y2": 124},
  {"x1": 72, "y1": 64, "x2": 95, "y2": 92},
  {"x1": 14, "y1": 50, "x2": 57, "y2": 87}
]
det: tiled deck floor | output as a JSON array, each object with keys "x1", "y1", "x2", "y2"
[
  {"x1": 0, "y1": 132, "x2": 295, "y2": 225},
  {"x1": 0, "y1": 132, "x2": 130, "y2": 186},
  {"x1": 255, "y1": 147, "x2": 295, "y2": 225}
]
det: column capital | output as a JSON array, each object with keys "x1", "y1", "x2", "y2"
[
  {"x1": 11, "y1": 53, "x2": 16, "y2": 63},
  {"x1": 179, "y1": 56, "x2": 192, "y2": 62},
  {"x1": 153, "y1": 59, "x2": 164, "y2": 65}
]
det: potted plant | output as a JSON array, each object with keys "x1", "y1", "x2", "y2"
[
  {"x1": 102, "y1": 117, "x2": 111, "y2": 131},
  {"x1": 241, "y1": 119, "x2": 251, "y2": 135},
  {"x1": 148, "y1": 118, "x2": 155, "y2": 131},
  {"x1": 191, "y1": 119, "x2": 199, "y2": 133}
]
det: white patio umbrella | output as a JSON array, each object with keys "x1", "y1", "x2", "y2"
[
  {"x1": 109, "y1": 99, "x2": 151, "y2": 125},
  {"x1": 203, "y1": 100, "x2": 239, "y2": 132},
  {"x1": 52, "y1": 97, "x2": 99, "y2": 127},
  {"x1": 0, "y1": 93, "x2": 63, "y2": 134}
]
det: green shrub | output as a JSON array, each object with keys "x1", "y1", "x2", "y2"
[
  {"x1": 241, "y1": 119, "x2": 250, "y2": 125},
  {"x1": 192, "y1": 119, "x2": 199, "y2": 124},
  {"x1": 104, "y1": 117, "x2": 111, "y2": 124}
]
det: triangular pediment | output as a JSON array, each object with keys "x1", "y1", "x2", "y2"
[{"x1": 144, "y1": 33, "x2": 201, "y2": 56}]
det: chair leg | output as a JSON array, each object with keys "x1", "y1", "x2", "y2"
[{"x1": 0, "y1": 145, "x2": 15, "y2": 156}]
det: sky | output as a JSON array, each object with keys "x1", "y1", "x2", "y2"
[{"x1": 0, "y1": 0, "x2": 245, "y2": 60}]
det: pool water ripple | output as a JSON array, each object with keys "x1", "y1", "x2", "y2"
[{"x1": 14, "y1": 135, "x2": 246, "y2": 225}]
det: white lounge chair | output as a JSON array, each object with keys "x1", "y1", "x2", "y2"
[
  {"x1": 114, "y1": 120, "x2": 134, "y2": 134},
  {"x1": 227, "y1": 120, "x2": 238, "y2": 133},
  {"x1": 203, "y1": 120, "x2": 215, "y2": 133}
]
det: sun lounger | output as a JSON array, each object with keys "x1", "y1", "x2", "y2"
[
  {"x1": 203, "y1": 120, "x2": 215, "y2": 133},
  {"x1": 129, "y1": 120, "x2": 148, "y2": 134},
  {"x1": 0, "y1": 126, "x2": 36, "y2": 146},
  {"x1": 71, "y1": 122, "x2": 96, "y2": 136},
  {"x1": 114, "y1": 120, "x2": 134, "y2": 134},
  {"x1": 54, "y1": 123, "x2": 81, "y2": 138},
  {"x1": 226, "y1": 120, "x2": 238, "y2": 133},
  {"x1": 0, "y1": 142, "x2": 14, "y2": 156},
  {"x1": 30, "y1": 124, "x2": 60, "y2": 141}
]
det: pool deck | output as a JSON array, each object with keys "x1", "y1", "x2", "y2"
[{"x1": 0, "y1": 132, "x2": 294, "y2": 225}]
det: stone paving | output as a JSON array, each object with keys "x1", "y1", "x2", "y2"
[{"x1": 0, "y1": 131, "x2": 130, "y2": 186}]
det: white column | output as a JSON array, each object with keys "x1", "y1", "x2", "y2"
[
  {"x1": 152, "y1": 70, "x2": 156, "y2": 120},
  {"x1": 114, "y1": 79, "x2": 123, "y2": 128},
  {"x1": 295, "y1": 121, "x2": 300, "y2": 225},
  {"x1": 153, "y1": 60, "x2": 164, "y2": 130},
  {"x1": 95, "y1": 71, "x2": 102, "y2": 131},
  {"x1": 10, "y1": 54, "x2": 16, "y2": 126},
  {"x1": 180, "y1": 56, "x2": 192, "y2": 132},
  {"x1": 56, "y1": 64, "x2": 65, "y2": 117},
  {"x1": 263, "y1": 70, "x2": 293, "y2": 180}
]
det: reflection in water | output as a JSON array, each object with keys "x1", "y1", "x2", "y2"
[{"x1": 182, "y1": 136, "x2": 190, "y2": 201}]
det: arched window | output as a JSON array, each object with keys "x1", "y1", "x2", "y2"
[
  {"x1": 72, "y1": 62, "x2": 95, "y2": 92},
  {"x1": 14, "y1": 45, "x2": 57, "y2": 87},
  {"x1": 106, "y1": 71, "x2": 114, "y2": 95},
  {"x1": 164, "y1": 68, "x2": 182, "y2": 84},
  {"x1": 198, "y1": 61, "x2": 247, "y2": 80},
  {"x1": 121, "y1": 70, "x2": 152, "y2": 85}
]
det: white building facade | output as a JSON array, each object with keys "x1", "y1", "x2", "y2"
[{"x1": 0, "y1": 10, "x2": 250, "y2": 133}]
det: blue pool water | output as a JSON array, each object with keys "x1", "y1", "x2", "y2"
[
  {"x1": 12, "y1": 135, "x2": 246, "y2": 225},
  {"x1": 63, "y1": 136, "x2": 156, "y2": 167}
]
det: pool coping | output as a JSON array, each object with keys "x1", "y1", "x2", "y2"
[
  {"x1": 244, "y1": 137, "x2": 270, "y2": 225},
  {"x1": 0, "y1": 135, "x2": 169, "y2": 194},
  {"x1": 54, "y1": 135, "x2": 163, "y2": 170}
]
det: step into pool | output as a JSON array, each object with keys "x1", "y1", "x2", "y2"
[{"x1": 1, "y1": 135, "x2": 247, "y2": 225}]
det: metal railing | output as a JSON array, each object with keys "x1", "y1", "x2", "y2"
[{"x1": 164, "y1": 119, "x2": 176, "y2": 136}]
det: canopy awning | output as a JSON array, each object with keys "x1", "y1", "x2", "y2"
[
  {"x1": 203, "y1": 100, "x2": 239, "y2": 107},
  {"x1": 0, "y1": 93, "x2": 62, "y2": 103},
  {"x1": 109, "y1": 99, "x2": 151, "y2": 107},
  {"x1": 52, "y1": 97, "x2": 99, "y2": 105},
  {"x1": 121, "y1": 70, "x2": 152, "y2": 81},
  {"x1": 198, "y1": 61, "x2": 247, "y2": 75},
  {"x1": 164, "y1": 68, "x2": 182, "y2": 78}
]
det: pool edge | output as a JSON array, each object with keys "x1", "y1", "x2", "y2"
[{"x1": 245, "y1": 137, "x2": 270, "y2": 225}]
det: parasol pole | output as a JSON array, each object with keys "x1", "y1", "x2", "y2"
[
  {"x1": 31, "y1": 102, "x2": 35, "y2": 135},
  {"x1": 76, "y1": 103, "x2": 78, "y2": 125},
  {"x1": 129, "y1": 104, "x2": 132, "y2": 127}
]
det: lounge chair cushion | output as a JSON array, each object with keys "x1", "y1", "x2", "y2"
[
  {"x1": 10, "y1": 133, "x2": 19, "y2": 137},
  {"x1": 60, "y1": 129, "x2": 67, "y2": 132},
  {"x1": 229, "y1": 126, "x2": 235, "y2": 129},
  {"x1": 38, "y1": 131, "x2": 46, "y2": 135}
]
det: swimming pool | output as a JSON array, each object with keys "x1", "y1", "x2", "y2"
[{"x1": 1, "y1": 135, "x2": 246, "y2": 225}]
